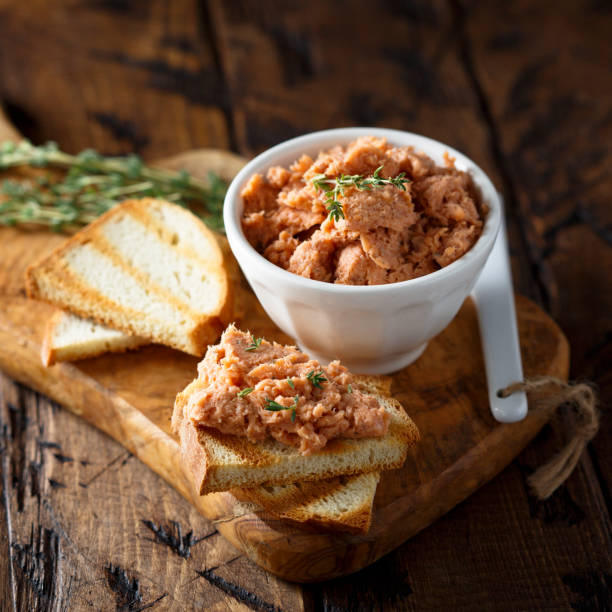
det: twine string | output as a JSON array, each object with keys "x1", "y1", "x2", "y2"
[{"x1": 498, "y1": 376, "x2": 600, "y2": 500}]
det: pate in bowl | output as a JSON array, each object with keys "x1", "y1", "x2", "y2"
[{"x1": 224, "y1": 127, "x2": 501, "y2": 374}]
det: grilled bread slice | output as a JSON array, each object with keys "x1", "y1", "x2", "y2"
[
  {"x1": 38, "y1": 234, "x2": 248, "y2": 365},
  {"x1": 26, "y1": 198, "x2": 231, "y2": 356},
  {"x1": 174, "y1": 375, "x2": 419, "y2": 495},
  {"x1": 172, "y1": 377, "x2": 388, "y2": 533},
  {"x1": 41, "y1": 310, "x2": 148, "y2": 366},
  {"x1": 233, "y1": 471, "x2": 381, "y2": 534}
]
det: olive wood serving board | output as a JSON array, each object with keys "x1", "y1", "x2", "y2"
[{"x1": 0, "y1": 139, "x2": 569, "y2": 583}]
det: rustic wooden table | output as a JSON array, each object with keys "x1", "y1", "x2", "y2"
[{"x1": 0, "y1": 2, "x2": 609, "y2": 610}]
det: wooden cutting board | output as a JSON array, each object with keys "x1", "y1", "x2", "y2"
[{"x1": 0, "y1": 126, "x2": 569, "y2": 583}]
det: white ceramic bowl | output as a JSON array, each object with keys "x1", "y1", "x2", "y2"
[{"x1": 224, "y1": 128, "x2": 501, "y2": 374}]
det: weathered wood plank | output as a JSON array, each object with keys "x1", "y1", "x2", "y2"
[
  {"x1": 462, "y1": 0, "x2": 612, "y2": 512},
  {"x1": 313, "y1": 420, "x2": 612, "y2": 611},
  {"x1": 0, "y1": 373, "x2": 304, "y2": 610},
  {"x1": 0, "y1": 1, "x2": 302, "y2": 608},
  {"x1": 0, "y1": 0, "x2": 231, "y2": 158}
]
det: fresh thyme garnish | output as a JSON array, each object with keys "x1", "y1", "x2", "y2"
[
  {"x1": 347, "y1": 383, "x2": 353, "y2": 394},
  {"x1": 306, "y1": 370, "x2": 327, "y2": 388},
  {"x1": 264, "y1": 396, "x2": 299, "y2": 422},
  {"x1": 0, "y1": 140, "x2": 228, "y2": 233},
  {"x1": 237, "y1": 387, "x2": 254, "y2": 398},
  {"x1": 245, "y1": 334, "x2": 263, "y2": 351},
  {"x1": 312, "y1": 165, "x2": 410, "y2": 222},
  {"x1": 287, "y1": 378, "x2": 295, "y2": 389}
]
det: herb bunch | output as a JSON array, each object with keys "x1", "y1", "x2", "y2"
[
  {"x1": 0, "y1": 140, "x2": 228, "y2": 233},
  {"x1": 312, "y1": 165, "x2": 410, "y2": 222}
]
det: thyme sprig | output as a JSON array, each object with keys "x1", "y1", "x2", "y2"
[
  {"x1": 245, "y1": 334, "x2": 263, "y2": 352},
  {"x1": 306, "y1": 370, "x2": 327, "y2": 388},
  {"x1": 311, "y1": 165, "x2": 410, "y2": 222},
  {"x1": 265, "y1": 396, "x2": 299, "y2": 422},
  {"x1": 0, "y1": 140, "x2": 228, "y2": 233}
]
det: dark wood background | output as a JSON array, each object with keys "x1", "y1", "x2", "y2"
[{"x1": 0, "y1": 1, "x2": 610, "y2": 610}]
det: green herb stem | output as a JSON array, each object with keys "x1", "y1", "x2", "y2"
[
  {"x1": 306, "y1": 370, "x2": 327, "y2": 388},
  {"x1": 312, "y1": 165, "x2": 410, "y2": 222},
  {"x1": 245, "y1": 334, "x2": 263, "y2": 352},
  {"x1": 264, "y1": 396, "x2": 299, "y2": 422},
  {"x1": 0, "y1": 140, "x2": 228, "y2": 232}
]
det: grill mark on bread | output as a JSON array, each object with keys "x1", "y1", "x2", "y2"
[
  {"x1": 239, "y1": 474, "x2": 361, "y2": 506},
  {"x1": 30, "y1": 259, "x2": 147, "y2": 332},
  {"x1": 88, "y1": 229, "x2": 199, "y2": 319},
  {"x1": 90, "y1": 207, "x2": 228, "y2": 317},
  {"x1": 38, "y1": 223, "x2": 244, "y2": 365},
  {"x1": 234, "y1": 472, "x2": 380, "y2": 533},
  {"x1": 28, "y1": 245, "x2": 186, "y2": 350},
  {"x1": 52, "y1": 247, "x2": 186, "y2": 345},
  {"x1": 41, "y1": 310, "x2": 147, "y2": 366},
  {"x1": 129, "y1": 203, "x2": 224, "y2": 269}
]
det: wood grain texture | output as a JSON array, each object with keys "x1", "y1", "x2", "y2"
[
  {"x1": 0, "y1": 375, "x2": 304, "y2": 611},
  {"x1": 0, "y1": 0, "x2": 231, "y2": 158},
  {"x1": 461, "y1": 0, "x2": 612, "y2": 503},
  {"x1": 0, "y1": 0, "x2": 609, "y2": 608},
  {"x1": 0, "y1": 142, "x2": 570, "y2": 583}
]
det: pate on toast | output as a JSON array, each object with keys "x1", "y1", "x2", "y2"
[
  {"x1": 173, "y1": 330, "x2": 419, "y2": 497},
  {"x1": 176, "y1": 387, "x2": 417, "y2": 494},
  {"x1": 172, "y1": 398, "x2": 383, "y2": 533}
]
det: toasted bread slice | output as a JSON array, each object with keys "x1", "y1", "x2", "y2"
[
  {"x1": 38, "y1": 234, "x2": 248, "y2": 365},
  {"x1": 233, "y1": 471, "x2": 381, "y2": 534},
  {"x1": 229, "y1": 375, "x2": 391, "y2": 533},
  {"x1": 41, "y1": 310, "x2": 148, "y2": 366},
  {"x1": 172, "y1": 377, "x2": 387, "y2": 533},
  {"x1": 174, "y1": 375, "x2": 419, "y2": 495},
  {"x1": 26, "y1": 198, "x2": 230, "y2": 356}
]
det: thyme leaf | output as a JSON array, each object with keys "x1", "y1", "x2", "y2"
[
  {"x1": 306, "y1": 370, "x2": 327, "y2": 388},
  {"x1": 264, "y1": 396, "x2": 299, "y2": 422},
  {"x1": 0, "y1": 140, "x2": 228, "y2": 233},
  {"x1": 237, "y1": 387, "x2": 254, "y2": 398},
  {"x1": 245, "y1": 334, "x2": 263, "y2": 352},
  {"x1": 312, "y1": 166, "x2": 410, "y2": 223}
]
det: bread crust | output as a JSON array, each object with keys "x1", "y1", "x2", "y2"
[{"x1": 174, "y1": 386, "x2": 388, "y2": 534}]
